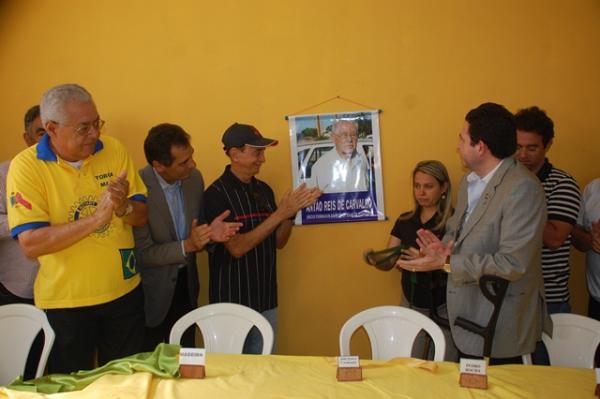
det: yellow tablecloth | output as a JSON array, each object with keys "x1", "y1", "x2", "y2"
[{"x1": 1, "y1": 353, "x2": 596, "y2": 398}]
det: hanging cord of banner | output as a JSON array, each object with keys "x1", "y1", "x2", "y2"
[{"x1": 285, "y1": 96, "x2": 382, "y2": 120}]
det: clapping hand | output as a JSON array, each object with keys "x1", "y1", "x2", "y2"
[
  {"x1": 396, "y1": 229, "x2": 454, "y2": 272},
  {"x1": 107, "y1": 170, "x2": 130, "y2": 215},
  {"x1": 94, "y1": 191, "x2": 115, "y2": 226},
  {"x1": 399, "y1": 246, "x2": 421, "y2": 261},
  {"x1": 184, "y1": 219, "x2": 212, "y2": 252},
  {"x1": 278, "y1": 183, "x2": 321, "y2": 220},
  {"x1": 209, "y1": 210, "x2": 242, "y2": 242}
]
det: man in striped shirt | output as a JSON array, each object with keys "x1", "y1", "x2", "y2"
[
  {"x1": 515, "y1": 106, "x2": 581, "y2": 363},
  {"x1": 204, "y1": 123, "x2": 320, "y2": 354},
  {"x1": 572, "y1": 178, "x2": 600, "y2": 367}
]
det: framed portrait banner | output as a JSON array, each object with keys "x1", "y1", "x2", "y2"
[{"x1": 288, "y1": 110, "x2": 385, "y2": 225}]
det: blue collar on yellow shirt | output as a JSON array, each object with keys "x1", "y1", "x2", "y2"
[{"x1": 36, "y1": 133, "x2": 104, "y2": 162}]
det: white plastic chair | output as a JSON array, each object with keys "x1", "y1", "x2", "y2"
[
  {"x1": 339, "y1": 305, "x2": 446, "y2": 361},
  {"x1": 169, "y1": 303, "x2": 274, "y2": 355},
  {"x1": 0, "y1": 304, "x2": 55, "y2": 384},
  {"x1": 541, "y1": 313, "x2": 600, "y2": 368}
]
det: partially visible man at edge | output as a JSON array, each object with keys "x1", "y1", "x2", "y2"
[
  {"x1": 571, "y1": 178, "x2": 600, "y2": 367},
  {"x1": 1, "y1": 105, "x2": 45, "y2": 306},
  {"x1": 0, "y1": 105, "x2": 45, "y2": 379},
  {"x1": 7, "y1": 84, "x2": 148, "y2": 374}
]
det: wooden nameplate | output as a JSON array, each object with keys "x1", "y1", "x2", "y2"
[
  {"x1": 179, "y1": 348, "x2": 206, "y2": 379},
  {"x1": 336, "y1": 367, "x2": 362, "y2": 381},
  {"x1": 180, "y1": 364, "x2": 205, "y2": 379},
  {"x1": 459, "y1": 358, "x2": 487, "y2": 390},
  {"x1": 337, "y1": 356, "x2": 362, "y2": 382},
  {"x1": 459, "y1": 372, "x2": 487, "y2": 389}
]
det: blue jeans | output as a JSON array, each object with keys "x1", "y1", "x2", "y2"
[
  {"x1": 242, "y1": 307, "x2": 277, "y2": 354},
  {"x1": 531, "y1": 301, "x2": 571, "y2": 365}
]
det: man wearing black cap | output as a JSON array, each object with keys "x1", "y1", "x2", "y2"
[{"x1": 204, "y1": 123, "x2": 320, "y2": 354}]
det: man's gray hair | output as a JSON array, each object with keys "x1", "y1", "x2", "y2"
[
  {"x1": 332, "y1": 119, "x2": 358, "y2": 135},
  {"x1": 40, "y1": 83, "x2": 93, "y2": 125}
]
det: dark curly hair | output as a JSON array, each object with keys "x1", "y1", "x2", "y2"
[
  {"x1": 514, "y1": 106, "x2": 554, "y2": 147},
  {"x1": 144, "y1": 123, "x2": 191, "y2": 166}
]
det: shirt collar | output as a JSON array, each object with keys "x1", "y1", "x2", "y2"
[
  {"x1": 466, "y1": 158, "x2": 505, "y2": 185},
  {"x1": 221, "y1": 164, "x2": 255, "y2": 189},
  {"x1": 536, "y1": 158, "x2": 552, "y2": 181},
  {"x1": 36, "y1": 133, "x2": 104, "y2": 162},
  {"x1": 153, "y1": 168, "x2": 181, "y2": 190}
]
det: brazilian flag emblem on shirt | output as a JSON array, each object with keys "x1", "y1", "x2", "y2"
[{"x1": 119, "y1": 248, "x2": 138, "y2": 279}]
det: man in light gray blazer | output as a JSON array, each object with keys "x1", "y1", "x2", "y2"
[
  {"x1": 134, "y1": 124, "x2": 240, "y2": 351},
  {"x1": 398, "y1": 103, "x2": 551, "y2": 362}
]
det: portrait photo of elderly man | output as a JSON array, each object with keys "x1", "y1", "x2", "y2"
[{"x1": 310, "y1": 120, "x2": 370, "y2": 193}]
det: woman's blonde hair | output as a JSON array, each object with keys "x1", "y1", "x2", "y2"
[{"x1": 399, "y1": 160, "x2": 452, "y2": 232}]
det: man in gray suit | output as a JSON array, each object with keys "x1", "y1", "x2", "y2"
[
  {"x1": 398, "y1": 103, "x2": 550, "y2": 363},
  {"x1": 134, "y1": 123, "x2": 240, "y2": 351}
]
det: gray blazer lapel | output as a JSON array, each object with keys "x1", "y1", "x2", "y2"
[
  {"x1": 181, "y1": 178, "x2": 195, "y2": 238},
  {"x1": 180, "y1": 169, "x2": 205, "y2": 237},
  {"x1": 449, "y1": 184, "x2": 468, "y2": 243},
  {"x1": 141, "y1": 165, "x2": 178, "y2": 240}
]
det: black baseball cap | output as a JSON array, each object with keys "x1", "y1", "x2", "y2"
[{"x1": 222, "y1": 123, "x2": 278, "y2": 150}]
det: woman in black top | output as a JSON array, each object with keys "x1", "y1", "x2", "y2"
[{"x1": 388, "y1": 160, "x2": 457, "y2": 360}]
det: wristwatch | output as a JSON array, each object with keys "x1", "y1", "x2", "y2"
[{"x1": 442, "y1": 256, "x2": 451, "y2": 273}]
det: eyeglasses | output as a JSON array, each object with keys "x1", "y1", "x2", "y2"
[
  {"x1": 334, "y1": 132, "x2": 358, "y2": 140},
  {"x1": 53, "y1": 118, "x2": 105, "y2": 136}
]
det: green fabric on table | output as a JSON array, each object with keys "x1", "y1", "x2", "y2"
[{"x1": 6, "y1": 343, "x2": 181, "y2": 394}]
